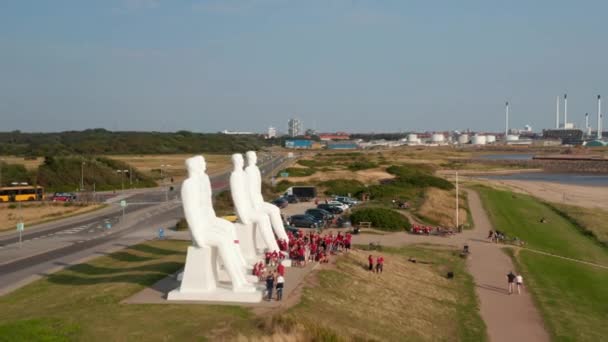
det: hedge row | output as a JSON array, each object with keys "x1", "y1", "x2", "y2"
[{"x1": 350, "y1": 207, "x2": 411, "y2": 231}]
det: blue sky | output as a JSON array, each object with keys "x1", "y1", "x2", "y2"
[{"x1": 1, "y1": 0, "x2": 606, "y2": 133}]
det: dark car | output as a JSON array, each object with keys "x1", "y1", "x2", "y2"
[
  {"x1": 305, "y1": 208, "x2": 333, "y2": 221},
  {"x1": 272, "y1": 197, "x2": 288, "y2": 209},
  {"x1": 317, "y1": 203, "x2": 344, "y2": 214},
  {"x1": 284, "y1": 194, "x2": 299, "y2": 203},
  {"x1": 288, "y1": 214, "x2": 320, "y2": 228}
]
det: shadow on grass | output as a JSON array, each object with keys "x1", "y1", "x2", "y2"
[
  {"x1": 106, "y1": 251, "x2": 156, "y2": 263},
  {"x1": 59, "y1": 261, "x2": 184, "y2": 277},
  {"x1": 129, "y1": 244, "x2": 185, "y2": 256},
  {"x1": 46, "y1": 262, "x2": 184, "y2": 287}
]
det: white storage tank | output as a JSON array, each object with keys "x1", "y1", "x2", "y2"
[
  {"x1": 506, "y1": 135, "x2": 520, "y2": 141},
  {"x1": 431, "y1": 133, "x2": 445, "y2": 143},
  {"x1": 407, "y1": 134, "x2": 418, "y2": 143},
  {"x1": 471, "y1": 135, "x2": 487, "y2": 145},
  {"x1": 457, "y1": 134, "x2": 469, "y2": 144},
  {"x1": 486, "y1": 135, "x2": 496, "y2": 143}
]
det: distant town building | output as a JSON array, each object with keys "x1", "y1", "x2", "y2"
[
  {"x1": 326, "y1": 140, "x2": 359, "y2": 150},
  {"x1": 319, "y1": 132, "x2": 350, "y2": 141},
  {"x1": 267, "y1": 126, "x2": 277, "y2": 138},
  {"x1": 221, "y1": 130, "x2": 255, "y2": 135},
  {"x1": 285, "y1": 139, "x2": 312, "y2": 149},
  {"x1": 288, "y1": 118, "x2": 303, "y2": 137}
]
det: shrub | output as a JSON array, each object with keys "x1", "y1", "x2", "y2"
[
  {"x1": 319, "y1": 179, "x2": 366, "y2": 196},
  {"x1": 175, "y1": 218, "x2": 189, "y2": 231},
  {"x1": 386, "y1": 165, "x2": 453, "y2": 190},
  {"x1": 213, "y1": 190, "x2": 234, "y2": 216},
  {"x1": 347, "y1": 161, "x2": 378, "y2": 171},
  {"x1": 350, "y1": 207, "x2": 411, "y2": 231},
  {"x1": 297, "y1": 159, "x2": 331, "y2": 168},
  {"x1": 277, "y1": 167, "x2": 316, "y2": 177},
  {"x1": 274, "y1": 180, "x2": 294, "y2": 194}
]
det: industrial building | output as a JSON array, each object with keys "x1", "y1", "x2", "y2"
[
  {"x1": 288, "y1": 118, "x2": 303, "y2": 137},
  {"x1": 285, "y1": 139, "x2": 312, "y2": 149},
  {"x1": 326, "y1": 141, "x2": 359, "y2": 150}
]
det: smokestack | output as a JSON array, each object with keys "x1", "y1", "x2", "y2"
[
  {"x1": 556, "y1": 96, "x2": 560, "y2": 129},
  {"x1": 505, "y1": 101, "x2": 509, "y2": 138},
  {"x1": 599, "y1": 95, "x2": 602, "y2": 140},
  {"x1": 564, "y1": 93, "x2": 568, "y2": 128},
  {"x1": 585, "y1": 113, "x2": 589, "y2": 136}
]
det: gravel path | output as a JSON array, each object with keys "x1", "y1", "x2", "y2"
[{"x1": 352, "y1": 189, "x2": 550, "y2": 342}]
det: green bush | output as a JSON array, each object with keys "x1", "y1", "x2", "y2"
[
  {"x1": 277, "y1": 167, "x2": 316, "y2": 177},
  {"x1": 347, "y1": 161, "x2": 378, "y2": 171},
  {"x1": 387, "y1": 165, "x2": 453, "y2": 190},
  {"x1": 297, "y1": 159, "x2": 332, "y2": 168},
  {"x1": 319, "y1": 179, "x2": 365, "y2": 196},
  {"x1": 274, "y1": 180, "x2": 294, "y2": 194},
  {"x1": 350, "y1": 207, "x2": 411, "y2": 231},
  {"x1": 175, "y1": 218, "x2": 189, "y2": 231},
  {"x1": 213, "y1": 190, "x2": 235, "y2": 216}
]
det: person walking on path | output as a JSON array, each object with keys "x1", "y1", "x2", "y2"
[
  {"x1": 516, "y1": 274, "x2": 524, "y2": 295},
  {"x1": 368, "y1": 255, "x2": 374, "y2": 271},
  {"x1": 276, "y1": 274, "x2": 285, "y2": 301},
  {"x1": 265, "y1": 272, "x2": 275, "y2": 301},
  {"x1": 507, "y1": 271, "x2": 516, "y2": 295},
  {"x1": 376, "y1": 256, "x2": 384, "y2": 273}
]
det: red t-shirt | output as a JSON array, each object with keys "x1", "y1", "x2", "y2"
[
  {"x1": 277, "y1": 263, "x2": 285, "y2": 276},
  {"x1": 377, "y1": 256, "x2": 384, "y2": 265},
  {"x1": 368, "y1": 256, "x2": 373, "y2": 265}
]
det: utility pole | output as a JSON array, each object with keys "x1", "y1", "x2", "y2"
[
  {"x1": 80, "y1": 161, "x2": 85, "y2": 191},
  {"x1": 455, "y1": 171, "x2": 459, "y2": 230}
]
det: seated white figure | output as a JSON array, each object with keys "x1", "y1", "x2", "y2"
[
  {"x1": 230, "y1": 153, "x2": 280, "y2": 253},
  {"x1": 245, "y1": 151, "x2": 290, "y2": 242},
  {"x1": 180, "y1": 156, "x2": 255, "y2": 293}
]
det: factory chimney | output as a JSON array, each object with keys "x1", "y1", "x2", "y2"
[
  {"x1": 599, "y1": 95, "x2": 602, "y2": 140},
  {"x1": 585, "y1": 113, "x2": 589, "y2": 136},
  {"x1": 555, "y1": 96, "x2": 560, "y2": 129},
  {"x1": 505, "y1": 101, "x2": 509, "y2": 138},
  {"x1": 564, "y1": 93, "x2": 568, "y2": 128}
]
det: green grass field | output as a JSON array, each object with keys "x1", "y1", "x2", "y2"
[
  {"x1": 0, "y1": 240, "x2": 486, "y2": 341},
  {"x1": 478, "y1": 186, "x2": 608, "y2": 342}
]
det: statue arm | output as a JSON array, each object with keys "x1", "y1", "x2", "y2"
[{"x1": 181, "y1": 182, "x2": 206, "y2": 246}]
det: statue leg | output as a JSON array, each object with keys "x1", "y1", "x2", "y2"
[
  {"x1": 210, "y1": 237, "x2": 255, "y2": 292},
  {"x1": 213, "y1": 218, "x2": 249, "y2": 269},
  {"x1": 261, "y1": 202, "x2": 289, "y2": 241},
  {"x1": 254, "y1": 214, "x2": 280, "y2": 252}
]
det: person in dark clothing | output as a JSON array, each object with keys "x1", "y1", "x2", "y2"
[
  {"x1": 265, "y1": 272, "x2": 275, "y2": 301},
  {"x1": 506, "y1": 271, "x2": 516, "y2": 294},
  {"x1": 368, "y1": 255, "x2": 374, "y2": 271}
]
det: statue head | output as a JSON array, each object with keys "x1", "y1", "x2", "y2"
[
  {"x1": 232, "y1": 153, "x2": 244, "y2": 171},
  {"x1": 246, "y1": 151, "x2": 257, "y2": 166},
  {"x1": 185, "y1": 155, "x2": 205, "y2": 178}
]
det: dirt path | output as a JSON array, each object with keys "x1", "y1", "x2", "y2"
[{"x1": 351, "y1": 190, "x2": 550, "y2": 342}]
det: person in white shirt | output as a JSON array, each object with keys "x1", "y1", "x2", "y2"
[
  {"x1": 276, "y1": 275, "x2": 285, "y2": 301},
  {"x1": 516, "y1": 274, "x2": 524, "y2": 295}
]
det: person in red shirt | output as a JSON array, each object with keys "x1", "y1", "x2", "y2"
[
  {"x1": 264, "y1": 251, "x2": 271, "y2": 265},
  {"x1": 376, "y1": 256, "x2": 384, "y2": 273},
  {"x1": 345, "y1": 232, "x2": 352, "y2": 252},
  {"x1": 277, "y1": 262, "x2": 285, "y2": 277},
  {"x1": 368, "y1": 255, "x2": 374, "y2": 271}
]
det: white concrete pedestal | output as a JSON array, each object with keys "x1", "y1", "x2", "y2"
[{"x1": 168, "y1": 246, "x2": 262, "y2": 303}]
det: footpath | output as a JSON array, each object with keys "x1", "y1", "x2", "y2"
[{"x1": 352, "y1": 189, "x2": 549, "y2": 342}]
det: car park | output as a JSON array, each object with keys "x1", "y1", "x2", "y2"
[
  {"x1": 52, "y1": 192, "x2": 77, "y2": 202},
  {"x1": 334, "y1": 196, "x2": 358, "y2": 207},
  {"x1": 288, "y1": 214, "x2": 320, "y2": 228},
  {"x1": 284, "y1": 194, "x2": 299, "y2": 203},
  {"x1": 325, "y1": 200, "x2": 349, "y2": 211},
  {"x1": 305, "y1": 208, "x2": 333, "y2": 221},
  {"x1": 272, "y1": 197, "x2": 288, "y2": 209},
  {"x1": 316, "y1": 203, "x2": 344, "y2": 214}
]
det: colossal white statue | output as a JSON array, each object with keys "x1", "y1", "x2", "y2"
[
  {"x1": 230, "y1": 153, "x2": 280, "y2": 253},
  {"x1": 245, "y1": 151, "x2": 290, "y2": 242},
  {"x1": 168, "y1": 156, "x2": 260, "y2": 302}
]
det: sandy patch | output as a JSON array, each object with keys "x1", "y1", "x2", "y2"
[{"x1": 0, "y1": 202, "x2": 104, "y2": 232}]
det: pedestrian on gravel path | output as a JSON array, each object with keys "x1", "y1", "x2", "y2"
[
  {"x1": 516, "y1": 274, "x2": 524, "y2": 295},
  {"x1": 368, "y1": 255, "x2": 374, "y2": 271},
  {"x1": 376, "y1": 256, "x2": 384, "y2": 273},
  {"x1": 265, "y1": 272, "x2": 275, "y2": 301},
  {"x1": 276, "y1": 274, "x2": 285, "y2": 301},
  {"x1": 507, "y1": 271, "x2": 516, "y2": 294}
]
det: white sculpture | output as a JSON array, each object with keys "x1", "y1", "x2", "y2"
[
  {"x1": 168, "y1": 156, "x2": 260, "y2": 302},
  {"x1": 245, "y1": 151, "x2": 290, "y2": 242},
  {"x1": 230, "y1": 153, "x2": 280, "y2": 253}
]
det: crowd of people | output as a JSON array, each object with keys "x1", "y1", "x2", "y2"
[
  {"x1": 411, "y1": 224, "x2": 454, "y2": 236},
  {"x1": 252, "y1": 229, "x2": 353, "y2": 301}
]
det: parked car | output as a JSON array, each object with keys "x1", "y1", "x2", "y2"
[
  {"x1": 52, "y1": 192, "x2": 77, "y2": 202},
  {"x1": 284, "y1": 194, "x2": 299, "y2": 203},
  {"x1": 334, "y1": 196, "x2": 359, "y2": 207},
  {"x1": 272, "y1": 197, "x2": 288, "y2": 209},
  {"x1": 288, "y1": 214, "x2": 320, "y2": 228},
  {"x1": 325, "y1": 200, "x2": 349, "y2": 211},
  {"x1": 317, "y1": 203, "x2": 344, "y2": 214},
  {"x1": 305, "y1": 208, "x2": 333, "y2": 221},
  {"x1": 285, "y1": 224, "x2": 300, "y2": 236}
]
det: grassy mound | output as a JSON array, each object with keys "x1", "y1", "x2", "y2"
[
  {"x1": 478, "y1": 186, "x2": 608, "y2": 341},
  {"x1": 387, "y1": 165, "x2": 454, "y2": 190},
  {"x1": 319, "y1": 179, "x2": 365, "y2": 196},
  {"x1": 350, "y1": 207, "x2": 411, "y2": 231},
  {"x1": 283, "y1": 247, "x2": 487, "y2": 341},
  {"x1": 277, "y1": 167, "x2": 316, "y2": 177}
]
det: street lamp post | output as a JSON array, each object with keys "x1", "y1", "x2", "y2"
[
  {"x1": 116, "y1": 169, "x2": 128, "y2": 191},
  {"x1": 455, "y1": 171, "x2": 459, "y2": 231},
  {"x1": 80, "y1": 161, "x2": 86, "y2": 191}
]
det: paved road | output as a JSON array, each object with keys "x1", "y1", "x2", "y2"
[{"x1": 0, "y1": 154, "x2": 289, "y2": 295}]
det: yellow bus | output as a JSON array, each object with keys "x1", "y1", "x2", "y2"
[{"x1": 0, "y1": 186, "x2": 45, "y2": 202}]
